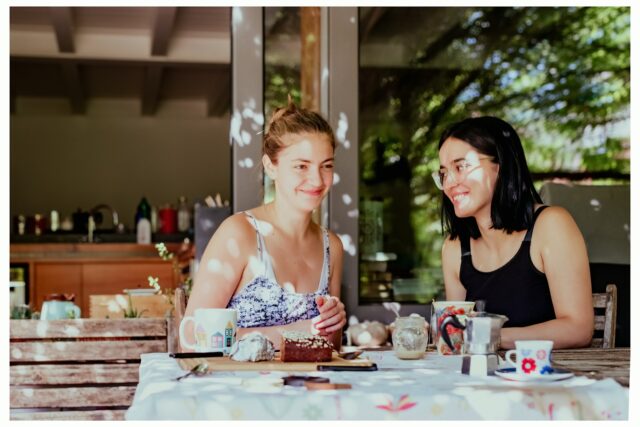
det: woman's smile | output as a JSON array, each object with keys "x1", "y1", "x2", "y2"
[{"x1": 299, "y1": 187, "x2": 325, "y2": 197}]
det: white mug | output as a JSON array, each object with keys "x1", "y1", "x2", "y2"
[
  {"x1": 179, "y1": 308, "x2": 238, "y2": 354},
  {"x1": 505, "y1": 340, "x2": 554, "y2": 376}
]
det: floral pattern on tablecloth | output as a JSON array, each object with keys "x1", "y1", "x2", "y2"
[{"x1": 126, "y1": 352, "x2": 628, "y2": 420}]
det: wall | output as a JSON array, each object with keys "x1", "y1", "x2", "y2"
[{"x1": 10, "y1": 101, "x2": 231, "y2": 230}]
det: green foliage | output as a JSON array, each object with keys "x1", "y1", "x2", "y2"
[
  {"x1": 10, "y1": 304, "x2": 33, "y2": 319},
  {"x1": 265, "y1": 65, "x2": 302, "y2": 118},
  {"x1": 359, "y1": 7, "x2": 630, "y2": 299},
  {"x1": 123, "y1": 293, "x2": 147, "y2": 318}
]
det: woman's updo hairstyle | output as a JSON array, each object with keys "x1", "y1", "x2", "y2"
[{"x1": 263, "y1": 96, "x2": 336, "y2": 163}]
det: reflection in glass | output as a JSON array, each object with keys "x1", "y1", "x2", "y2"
[
  {"x1": 358, "y1": 7, "x2": 630, "y2": 304},
  {"x1": 264, "y1": 8, "x2": 302, "y2": 204}
]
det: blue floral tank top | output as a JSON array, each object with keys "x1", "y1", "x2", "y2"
[{"x1": 226, "y1": 212, "x2": 330, "y2": 328}]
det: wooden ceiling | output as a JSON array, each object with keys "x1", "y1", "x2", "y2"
[
  {"x1": 10, "y1": 7, "x2": 231, "y2": 117},
  {"x1": 10, "y1": 7, "x2": 461, "y2": 117}
]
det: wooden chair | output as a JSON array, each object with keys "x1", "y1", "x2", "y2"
[
  {"x1": 10, "y1": 318, "x2": 168, "y2": 420},
  {"x1": 168, "y1": 287, "x2": 187, "y2": 353},
  {"x1": 591, "y1": 284, "x2": 617, "y2": 348}
]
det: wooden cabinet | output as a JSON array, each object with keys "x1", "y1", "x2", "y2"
[
  {"x1": 82, "y1": 262, "x2": 176, "y2": 316},
  {"x1": 10, "y1": 243, "x2": 188, "y2": 317},
  {"x1": 33, "y1": 264, "x2": 83, "y2": 316}
]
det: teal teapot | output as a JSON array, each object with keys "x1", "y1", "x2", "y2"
[{"x1": 41, "y1": 294, "x2": 81, "y2": 320}]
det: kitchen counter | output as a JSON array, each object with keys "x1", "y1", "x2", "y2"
[
  {"x1": 10, "y1": 243, "x2": 182, "y2": 263},
  {"x1": 10, "y1": 242, "x2": 192, "y2": 316},
  {"x1": 10, "y1": 232, "x2": 191, "y2": 244}
]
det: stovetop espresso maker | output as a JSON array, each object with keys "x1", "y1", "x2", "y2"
[{"x1": 440, "y1": 300, "x2": 508, "y2": 376}]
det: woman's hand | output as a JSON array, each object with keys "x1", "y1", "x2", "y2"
[{"x1": 313, "y1": 295, "x2": 346, "y2": 335}]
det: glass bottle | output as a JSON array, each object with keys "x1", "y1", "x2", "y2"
[
  {"x1": 177, "y1": 196, "x2": 191, "y2": 233},
  {"x1": 135, "y1": 197, "x2": 151, "y2": 225}
]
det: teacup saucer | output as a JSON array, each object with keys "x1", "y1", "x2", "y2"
[{"x1": 494, "y1": 367, "x2": 574, "y2": 382}]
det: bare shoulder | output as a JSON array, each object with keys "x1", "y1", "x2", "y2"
[
  {"x1": 535, "y1": 205, "x2": 581, "y2": 235},
  {"x1": 211, "y1": 212, "x2": 257, "y2": 249},
  {"x1": 441, "y1": 235, "x2": 462, "y2": 260},
  {"x1": 327, "y1": 230, "x2": 344, "y2": 253}
]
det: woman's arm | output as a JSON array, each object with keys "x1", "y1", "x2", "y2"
[
  {"x1": 441, "y1": 236, "x2": 466, "y2": 300},
  {"x1": 183, "y1": 218, "x2": 345, "y2": 351},
  {"x1": 313, "y1": 231, "x2": 346, "y2": 350},
  {"x1": 181, "y1": 214, "x2": 254, "y2": 348},
  {"x1": 501, "y1": 207, "x2": 594, "y2": 349}
]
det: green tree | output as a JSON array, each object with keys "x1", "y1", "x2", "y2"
[{"x1": 360, "y1": 7, "x2": 630, "y2": 296}]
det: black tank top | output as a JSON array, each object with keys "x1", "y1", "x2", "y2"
[{"x1": 460, "y1": 206, "x2": 556, "y2": 327}]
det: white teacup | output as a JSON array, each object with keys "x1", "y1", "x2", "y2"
[
  {"x1": 179, "y1": 308, "x2": 238, "y2": 354},
  {"x1": 505, "y1": 340, "x2": 554, "y2": 376}
]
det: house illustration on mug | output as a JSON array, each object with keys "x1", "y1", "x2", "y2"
[
  {"x1": 195, "y1": 323, "x2": 207, "y2": 347},
  {"x1": 210, "y1": 332, "x2": 223, "y2": 348},
  {"x1": 225, "y1": 321, "x2": 234, "y2": 347}
]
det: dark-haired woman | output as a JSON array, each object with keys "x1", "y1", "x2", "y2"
[{"x1": 436, "y1": 116, "x2": 593, "y2": 349}]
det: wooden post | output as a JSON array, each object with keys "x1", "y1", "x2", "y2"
[
  {"x1": 300, "y1": 7, "x2": 321, "y2": 111},
  {"x1": 301, "y1": 7, "x2": 323, "y2": 225}
]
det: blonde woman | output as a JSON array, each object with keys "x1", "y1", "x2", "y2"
[{"x1": 185, "y1": 101, "x2": 346, "y2": 349}]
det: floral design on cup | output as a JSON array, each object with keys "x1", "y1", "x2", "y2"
[
  {"x1": 506, "y1": 340, "x2": 554, "y2": 376},
  {"x1": 521, "y1": 358, "x2": 537, "y2": 374},
  {"x1": 432, "y1": 301, "x2": 475, "y2": 355}
]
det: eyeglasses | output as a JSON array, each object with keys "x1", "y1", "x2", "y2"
[{"x1": 432, "y1": 157, "x2": 493, "y2": 190}]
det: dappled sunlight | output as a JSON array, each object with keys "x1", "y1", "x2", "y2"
[
  {"x1": 54, "y1": 341, "x2": 68, "y2": 351},
  {"x1": 247, "y1": 217, "x2": 275, "y2": 237},
  {"x1": 333, "y1": 172, "x2": 340, "y2": 184},
  {"x1": 33, "y1": 342, "x2": 48, "y2": 361},
  {"x1": 230, "y1": 110, "x2": 242, "y2": 145},
  {"x1": 207, "y1": 258, "x2": 222, "y2": 273},
  {"x1": 63, "y1": 325, "x2": 80, "y2": 337},
  {"x1": 238, "y1": 158, "x2": 254, "y2": 168},
  {"x1": 232, "y1": 8, "x2": 243, "y2": 26},
  {"x1": 342, "y1": 194, "x2": 352, "y2": 205},
  {"x1": 226, "y1": 237, "x2": 240, "y2": 258},
  {"x1": 115, "y1": 294, "x2": 128, "y2": 309},
  {"x1": 247, "y1": 255, "x2": 263, "y2": 277},
  {"x1": 338, "y1": 233, "x2": 357, "y2": 256},
  {"x1": 590, "y1": 198, "x2": 601, "y2": 211},
  {"x1": 282, "y1": 282, "x2": 296, "y2": 293},
  {"x1": 20, "y1": 389, "x2": 34, "y2": 398},
  {"x1": 347, "y1": 209, "x2": 359, "y2": 218},
  {"x1": 36, "y1": 321, "x2": 49, "y2": 337},
  {"x1": 452, "y1": 386, "x2": 520, "y2": 419},
  {"x1": 335, "y1": 112, "x2": 351, "y2": 149}
]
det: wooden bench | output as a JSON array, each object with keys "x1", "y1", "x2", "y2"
[{"x1": 10, "y1": 318, "x2": 168, "y2": 420}]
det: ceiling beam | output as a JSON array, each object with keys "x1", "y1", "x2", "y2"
[
  {"x1": 151, "y1": 8, "x2": 177, "y2": 56},
  {"x1": 142, "y1": 65, "x2": 163, "y2": 115},
  {"x1": 11, "y1": 55, "x2": 229, "y2": 70},
  {"x1": 49, "y1": 7, "x2": 75, "y2": 53},
  {"x1": 60, "y1": 62, "x2": 85, "y2": 114}
]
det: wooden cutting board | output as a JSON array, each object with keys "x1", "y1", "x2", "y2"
[{"x1": 177, "y1": 353, "x2": 374, "y2": 372}]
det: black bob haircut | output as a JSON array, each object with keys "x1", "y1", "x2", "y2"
[{"x1": 438, "y1": 116, "x2": 543, "y2": 241}]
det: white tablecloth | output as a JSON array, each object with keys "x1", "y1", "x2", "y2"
[{"x1": 125, "y1": 351, "x2": 628, "y2": 420}]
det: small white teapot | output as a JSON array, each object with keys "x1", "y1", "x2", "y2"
[{"x1": 41, "y1": 294, "x2": 81, "y2": 320}]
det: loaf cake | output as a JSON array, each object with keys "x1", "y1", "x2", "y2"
[{"x1": 280, "y1": 331, "x2": 333, "y2": 362}]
